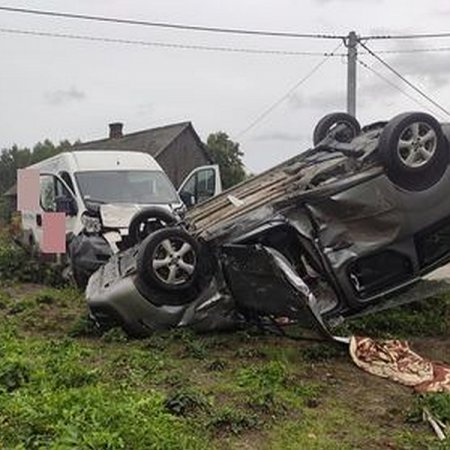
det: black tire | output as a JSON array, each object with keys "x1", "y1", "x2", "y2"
[
  {"x1": 136, "y1": 227, "x2": 200, "y2": 292},
  {"x1": 313, "y1": 112, "x2": 361, "y2": 146},
  {"x1": 378, "y1": 112, "x2": 449, "y2": 191},
  {"x1": 128, "y1": 207, "x2": 178, "y2": 247}
]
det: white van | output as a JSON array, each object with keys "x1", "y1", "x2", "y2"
[{"x1": 20, "y1": 150, "x2": 221, "y2": 285}]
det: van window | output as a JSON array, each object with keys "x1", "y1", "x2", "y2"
[
  {"x1": 179, "y1": 168, "x2": 216, "y2": 205},
  {"x1": 40, "y1": 174, "x2": 74, "y2": 212},
  {"x1": 74, "y1": 170, "x2": 179, "y2": 205},
  {"x1": 40, "y1": 175, "x2": 56, "y2": 211},
  {"x1": 59, "y1": 171, "x2": 75, "y2": 193}
]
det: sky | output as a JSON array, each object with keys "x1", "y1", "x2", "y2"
[{"x1": 1, "y1": 0, "x2": 450, "y2": 173}]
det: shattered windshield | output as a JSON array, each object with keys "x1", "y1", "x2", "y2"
[{"x1": 75, "y1": 170, "x2": 180, "y2": 205}]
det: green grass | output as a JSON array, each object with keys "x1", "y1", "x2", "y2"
[
  {"x1": 338, "y1": 293, "x2": 450, "y2": 339},
  {"x1": 0, "y1": 230, "x2": 450, "y2": 448},
  {"x1": 0, "y1": 282, "x2": 448, "y2": 449}
]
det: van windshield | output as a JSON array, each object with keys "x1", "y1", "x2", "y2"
[{"x1": 75, "y1": 170, "x2": 180, "y2": 205}]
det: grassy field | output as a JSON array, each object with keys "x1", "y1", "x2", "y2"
[
  {"x1": 0, "y1": 235, "x2": 449, "y2": 449},
  {"x1": 0, "y1": 280, "x2": 448, "y2": 449}
]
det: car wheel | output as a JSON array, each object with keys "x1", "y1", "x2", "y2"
[
  {"x1": 128, "y1": 207, "x2": 178, "y2": 246},
  {"x1": 378, "y1": 112, "x2": 449, "y2": 191},
  {"x1": 136, "y1": 227, "x2": 200, "y2": 292},
  {"x1": 313, "y1": 112, "x2": 361, "y2": 146}
]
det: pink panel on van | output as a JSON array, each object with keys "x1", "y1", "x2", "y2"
[
  {"x1": 17, "y1": 169, "x2": 40, "y2": 212},
  {"x1": 41, "y1": 212, "x2": 66, "y2": 253}
]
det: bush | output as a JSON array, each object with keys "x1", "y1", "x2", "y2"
[{"x1": 0, "y1": 235, "x2": 65, "y2": 287}]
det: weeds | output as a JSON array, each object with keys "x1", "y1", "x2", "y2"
[
  {"x1": 0, "y1": 235, "x2": 65, "y2": 287},
  {"x1": 0, "y1": 357, "x2": 30, "y2": 392},
  {"x1": 68, "y1": 314, "x2": 102, "y2": 338},
  {"x1": 237, "y1": 361, "x2": 287, "y2": 412},
  {"x1": 207, "y1": 359, "x2": 227, "y2": 371},
  {"x1": 208, "y1": 406, "x2": 261, "y2": 435},
  {"x1": 407, "y1": 393, "x2": 450, "y2": 425},
  {"x1": 184, "y1": 340, "x2": 208, "y2": 359},
  {"x1": 100, "y1": 327, "x2": 129, "y2": 343},
  {"x1": 340, "y1": 294, "x2": 450, "y2": 338},
  {"x1": 164, "y1": 388, "x2": 210, "y2": 416},
  {"x1": 0, "y1": 385, "x2": 207, "y2": 449}
]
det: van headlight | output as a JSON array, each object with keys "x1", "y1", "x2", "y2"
[{"x1": 81, "y1": 213, "x2": 102, "y2": 234}]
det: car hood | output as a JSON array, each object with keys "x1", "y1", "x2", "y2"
[{"x1": 99, "y1": 203, "x2": 182, "y2": 229}]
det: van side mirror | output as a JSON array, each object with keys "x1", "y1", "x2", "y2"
[
  {"x1": 55, "y1": 195, "x2": 78, "y2": 216},
  {"x1": 179, "y1": 191, "x2": 195, "y2": 208}
]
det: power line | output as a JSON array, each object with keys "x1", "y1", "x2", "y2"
[
  {"x1": 359, "y1": 41, "x2": 450, "y2": 118},
  {"x1": 236, "y1": 42, "x2": 343, "y2": 139},
  {"x1": 0, "y1": 5, "x2": 344, "y2": 40},
  {"x1": 0, "y1": 27, "x2": 344, "y2": 57},
  {"x1": 362, "y1": 32, "x2": 450, "y2": 40},
  {"x1": 375, "y1": 47, "x2": 450, "y2": 55},
  {"x1": 356, "y1": 58, "x2": 444, "y2": 119},
  {"x1": 6, "y1": 25, "x2": 450, "y2": 57}
]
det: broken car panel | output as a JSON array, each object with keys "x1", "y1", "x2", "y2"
[{"x1": 86, "y1": 111, "x2": 450, "y2": 338}]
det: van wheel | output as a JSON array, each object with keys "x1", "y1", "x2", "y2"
[
  {"x1": 378, "y1": 112, "x2": 449, "y2": 191},
  {"x1": 137, "y1": 228, "x2": 199, "y2": 292},
  {"x1": 128, "y1": 207, "x2": 178, "y2": 247},
  {"x1": 313, "y1": 112, "x2": 361, "y2": 146}
]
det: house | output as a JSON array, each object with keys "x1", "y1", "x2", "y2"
[
  {"x1": 2, "y1": 121, "x2": 213, "y2": 216},
  {"x1": 73, "y1": 121, "x2": 213, "y2": 188}
]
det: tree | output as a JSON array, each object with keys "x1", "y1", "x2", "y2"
[{"x1": 206, "y1": 132, "x2": 247, "y2": 190}]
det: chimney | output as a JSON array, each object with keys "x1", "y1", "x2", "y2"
[{"x1": 109, "y1": 122, "x2": 123, "y2": 139}]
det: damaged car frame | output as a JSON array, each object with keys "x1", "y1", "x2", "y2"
[{"x1": 86, "y1": 111, "x2": 450, "y2": 339}]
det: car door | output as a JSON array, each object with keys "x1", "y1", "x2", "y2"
[
  {"x1": 177, "y1": 165, "x2": 222, "y2": 208},
  {"x1": 34, "y1": 172, "x2": 80, "y2": 252}
]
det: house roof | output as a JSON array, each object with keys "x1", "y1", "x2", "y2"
[
  {"x1": 3, "y1": 184, "x2": 16, "y2": 196},
  {"x1": 3, "y1": 121, "x2": 212, "y2": 198},
  {"x1": 72, "y1": 122, "x2": 192, "y2": 157}
]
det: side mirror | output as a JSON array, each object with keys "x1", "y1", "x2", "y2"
[
  {"x1": 179, "y1": 191, "x2": 196, "y2": 208},
  {"x1": 55, "y1": 195, "x2": 78, "y2": 216}
]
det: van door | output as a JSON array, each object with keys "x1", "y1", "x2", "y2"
[
  {"x1": 33, "y1": 173, "x2": 80, "y2": 252},
  {"x1": 177, "y1": 165, "x2": 222, "y2": 208}
]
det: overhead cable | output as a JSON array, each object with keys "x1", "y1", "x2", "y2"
[
  {"x1": 375, "y1": 46, "x2": 450, "y2": 55},
  {"x1": 0, "y1": 27, "x2": 343, "y2": 56},
  {"x1": 0, "y1": 6, "x2": 344, "y2": 40},
  {"x1": 362, "y1": 32, "x2": 450, "y2": 40},
  {"x1": 0, "y1": 27, "x2": 345, "y2": 57},
  {"x1": 236, "y1": 42, "x2": 343, "y2": 139},
  {"x1": 359, "y1": 41, "x2": 450, "y2": 118}
]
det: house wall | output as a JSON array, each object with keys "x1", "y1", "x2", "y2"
[{"x1": 156, "y1": 128, "x2": 211, "y2": 188}]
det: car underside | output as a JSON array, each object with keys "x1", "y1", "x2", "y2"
[{"x1": 85, "y1": 111, "x2": 450, "y2": 338}]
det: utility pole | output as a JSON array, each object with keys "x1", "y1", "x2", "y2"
[{"x1": 346, "y1": 31, "x2": 358, "y2": 117}]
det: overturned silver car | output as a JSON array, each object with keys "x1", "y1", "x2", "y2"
[{"x1": 86, "y1": 111, "x2": 450, "y2": 338}]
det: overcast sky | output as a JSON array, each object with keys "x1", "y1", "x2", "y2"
[{"x1": 1, "y1": 0, "x2": 450, "y2": 172}]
